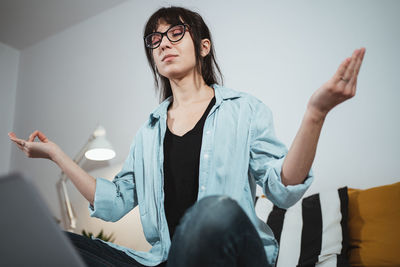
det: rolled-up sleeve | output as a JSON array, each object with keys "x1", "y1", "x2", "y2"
[
  {"x1": 88, "y1": 140, "x2": 138, "y2": 222},
  {"x1": 249, "y1": 101, "x2": 313, "y2": 209}
]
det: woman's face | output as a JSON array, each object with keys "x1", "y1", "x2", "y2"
[{"x1": 152, "y1": 22, "x2": 197, "y2": 80}]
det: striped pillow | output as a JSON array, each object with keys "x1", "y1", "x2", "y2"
[{"x1": 255, "y1": 187, "x2": 349, "y2": 267}]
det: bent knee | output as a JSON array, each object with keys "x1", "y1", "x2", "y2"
[{"x1": 190, "y1": 195, "x2": 244, "y2": 231}]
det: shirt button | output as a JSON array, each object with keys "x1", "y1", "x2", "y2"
[
  {"x1": 206, "y1": 130, "x2": 211, "y2": 135},
  {"x1": 204, "y1": 154, "x2": 209, "y2": 159},
  {"x1": 201, "y1": 185, "x2": 206, "y2": 191}
]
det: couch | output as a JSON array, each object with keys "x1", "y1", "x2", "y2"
[{"x1": 255, "y1": 181, "x2": 400, "y2": 266}]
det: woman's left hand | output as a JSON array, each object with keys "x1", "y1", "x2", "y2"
[{"x1": 307, "y1": 47, "x2": 366, "y2": 119}]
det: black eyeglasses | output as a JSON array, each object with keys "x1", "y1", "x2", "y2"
[{"x1": 144, "y1": 24, "x2": 189, "y2": 49}]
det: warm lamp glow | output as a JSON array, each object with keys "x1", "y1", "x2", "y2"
[
  {"x1": 85, "y1": 148, "x2": 115, "y2": 161},
  {"x1": 57, "y1": 124, "x2": 115, "y2": 232},
  {"x1": 83, "y1": 128, "x2": 115, "y2": 161}
]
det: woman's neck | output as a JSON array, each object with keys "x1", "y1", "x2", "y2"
[{"x1": 169, "y1": 71, "x2": 214, "y2": 109}]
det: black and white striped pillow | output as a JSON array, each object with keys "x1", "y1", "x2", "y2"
[{"x1": 255, "y1": 187, "x2": 349, "y2": 267}]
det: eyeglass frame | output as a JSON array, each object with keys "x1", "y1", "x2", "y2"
[{"x1": 144, "y1": 23, "x2": 190, "y2": 49}]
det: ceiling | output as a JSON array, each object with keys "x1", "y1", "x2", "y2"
[{"x1": 0, "y1": 0, "x2": 128, "y2": 50}]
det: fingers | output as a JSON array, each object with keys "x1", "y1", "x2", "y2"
[
  {"x1": 334, "y1": 48, "x2": 364, "y2": 99},
  {"x1": 334, "y1": 57, "x2": 351, "y2": 81},
  {"x1": 28, "y1": 130, "x2": 48, "y2": 142},
  {"x1": 8, "y1": 132, "x2": 21, "y2": 143},
  {"x1": 352, "y1": 48, "x2": 366, "y2": 82},
  {"x1": 9, "y1": 132, "x2": 28, "y2": 151},
  {"x1": 8, "y1": 131, "x2": 50, "y2": 158},
  {"x1": 335, "y1": 48, "x2": 365, "y2": 84},
  {"x1": 8, "y1": 132, "x2": 31, "y2": 156},
  {"x1": 10, "y1": 137, "x2": 25, "y2": 147},
  {"x1": 9, "y1": 136, "x2": 26, "y2": 151},
  {"x1": 343, "y1": 49, "x2": 360, "y2": 82},
  {"x1": 344, "y1": 50, "x2": 360, "y2": 94},
  {"x1": 28, "y1": 130, "x2": 40, "y2": 142},
  {"x1": 8, "y1": 132, "x2": 17, "y2": 139},
  {"x1": 37, "y1": 131, "x2": 49, "y2": 142},
  {"x1": 9, "y1": 130, "x2": 49, "y2": 143},
  {"x1": 354, "y1": 48, "x2": 366, "y2": 77},
  {"x1": 28, "y1": 130, "x2": 49, "y2": 143},
  {"x1": 349, "y1": 48, "x2": 366, "y2": 94}
]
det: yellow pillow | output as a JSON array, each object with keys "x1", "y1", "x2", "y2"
[{"x1": 348, "y1": 181, "x2": 400, "y2": 266}]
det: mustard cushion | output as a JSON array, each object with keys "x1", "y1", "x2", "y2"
[{"x1": 348, "y1": 181, "x2": 400, "y2": 266}]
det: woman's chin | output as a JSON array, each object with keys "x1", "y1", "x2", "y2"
[{"x1": 160, "y1": 70, "x2": 190, "y2": 80}]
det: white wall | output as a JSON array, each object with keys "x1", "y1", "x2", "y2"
[
  {"x1": 9, "y1": 0, "x2": 400, "y2": 250},
  {"x1": 0, "y1": 42, "x2": 19, "y2": 176}
]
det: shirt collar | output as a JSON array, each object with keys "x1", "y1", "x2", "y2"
[{"x1": 149, "y1": 84, "x2": 241, "y2": 122}]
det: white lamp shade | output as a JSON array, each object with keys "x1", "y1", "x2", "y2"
[{"x1": 84, "y1": 135, "x2": 116, "y2": 161}]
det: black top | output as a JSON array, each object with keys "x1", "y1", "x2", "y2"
[{"x1": 163, "y1": 96, "x2": 216, "y2": 239}]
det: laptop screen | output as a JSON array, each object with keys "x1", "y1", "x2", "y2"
[{"x1": 0, "y1": 172, "x2": 86, "y2": 266}]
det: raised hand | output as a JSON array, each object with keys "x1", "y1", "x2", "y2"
[
  {"x1": 8, "y1": 130, "x2": 59, "y2": 160},
  {"x1": 308, "y1": 47, "x2": 366, "y2": 118}
]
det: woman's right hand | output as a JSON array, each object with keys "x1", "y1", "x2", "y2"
[
  {"x1": 8, "y1": 130, "x2": 59, "y2": 160},
  {"x1": 9, "y1": 130, "x2": 96, "y2": 205}
]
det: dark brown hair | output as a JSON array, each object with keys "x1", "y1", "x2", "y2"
[{"x1": 144, "y1": 6, "x2": 223, "y2": 102}]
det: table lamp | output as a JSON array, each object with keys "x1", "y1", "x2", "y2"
[{"x1": 56, "y1": 125, "x2": 115, "y2": 232}]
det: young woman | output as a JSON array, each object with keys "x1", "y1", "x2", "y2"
[{"x1": 9, "y1": 6, "x2": 365, "y2": 267}]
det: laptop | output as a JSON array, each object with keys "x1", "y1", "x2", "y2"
[{"x1": 0, "y1": 172, "x2": 87, "y2": 267}]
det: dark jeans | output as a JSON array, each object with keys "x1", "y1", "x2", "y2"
[{"x1": 66, "y1": 195, "x2": 268, "y2": 267}]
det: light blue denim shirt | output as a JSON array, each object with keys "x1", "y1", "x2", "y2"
[{"x1": 89, "y1": 84, "x2": 313, "y2": 266}]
